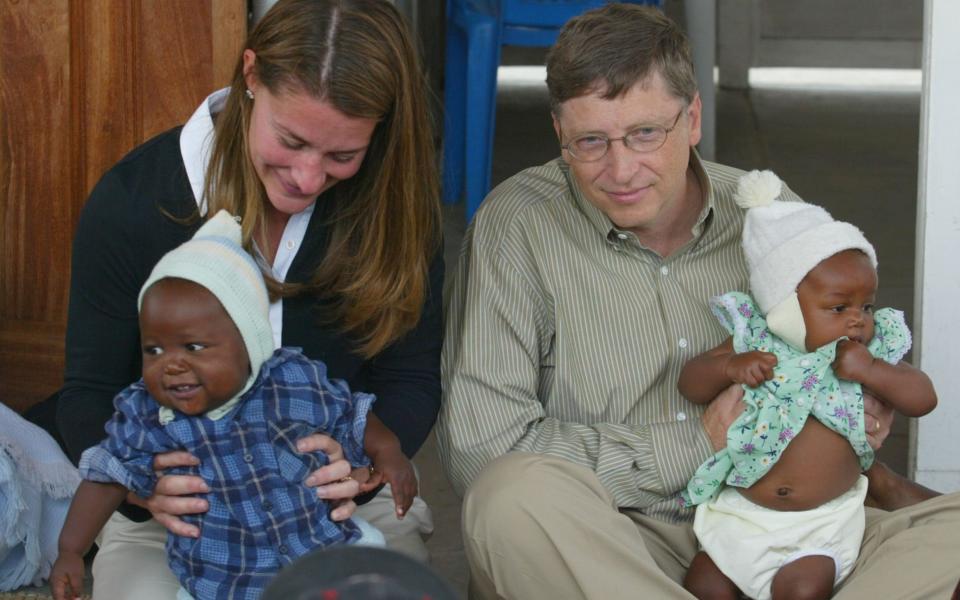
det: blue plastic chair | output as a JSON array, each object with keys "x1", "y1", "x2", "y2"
[{"x1": 442, "y1": 0, "x2": 664, "y2": 221}]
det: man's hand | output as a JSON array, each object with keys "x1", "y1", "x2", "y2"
[
  {"x1": 701, "y1": 384, "x2": 746, "y2": 451},
  {"x1": 724, "y1": 351, "x2": 777, "y2": 388},
  {"x1": 862, "y1": 391, "x2": 893, "y2": 450}
]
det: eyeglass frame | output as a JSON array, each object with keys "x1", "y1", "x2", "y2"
[{"x1": 558, "y1": 106, "x2": 686, "y2": 163}]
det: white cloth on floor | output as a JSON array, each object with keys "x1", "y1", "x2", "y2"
[{"x1": 0, "y1": 402, "x2": 80, "y2": 590}]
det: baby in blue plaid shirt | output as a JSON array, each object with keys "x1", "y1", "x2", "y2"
[{"x1": 51, "y1": 211, "x2": 408, "y2": 600}]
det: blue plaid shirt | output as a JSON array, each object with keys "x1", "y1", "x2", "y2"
[{"x1": 80, "y1": 348, "x2": 374, "y2": 600}]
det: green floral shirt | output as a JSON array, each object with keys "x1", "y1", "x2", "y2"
[{"x1": 681, "y1": 291, "x2": 911, "y2": 507}]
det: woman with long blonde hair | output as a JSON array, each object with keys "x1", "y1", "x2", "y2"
[{"x1": 51, "y1": 1, "x2": 442, "y2": 597}]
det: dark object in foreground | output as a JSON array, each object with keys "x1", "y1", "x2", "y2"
[{"x1": 261, "y1": 546, "x2": 460, "y2": 600}]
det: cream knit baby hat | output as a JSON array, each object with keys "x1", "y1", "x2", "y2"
[
  {"x1": 736, "y1": 170, "x2": 877, "y2": 328},
  {"x1": 137, "y1": 210, "x2": 274, "y2": 384}
]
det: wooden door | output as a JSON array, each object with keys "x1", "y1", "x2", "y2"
[{"x1": 0, "y1": 0, "x2": 246, "y2": 413}]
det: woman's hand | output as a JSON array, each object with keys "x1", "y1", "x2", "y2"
[
  {"x1": 127, "y1": 451, "x2": 210, "y2": 538},
  {"x1": 129, "y1": 451, "x2": 209, "y2": 538},
  {"x1": 701, "y1": 384, "x2": 746, "y2": 451},
  {"x1": 298, "y1": 433, "x2": 366, "y2": 521},
  {"x1": 862, "y1": 391, "x2": 894, "y2": 450}
]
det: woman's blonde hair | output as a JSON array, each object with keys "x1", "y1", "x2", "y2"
[{"x1": 204, "y1": 0, "x2": 440, "y2": 358}]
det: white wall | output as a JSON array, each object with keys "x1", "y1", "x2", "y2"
[
  {"x1": 913, "y1": 0, "x2": 960, "y2": 492},
  {"x1": 719, "y1": 0, "x2": 922, "y2": 88}
]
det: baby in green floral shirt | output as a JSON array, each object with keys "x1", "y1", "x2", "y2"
[{"x1": 678, "y1": 170, "x2": 937, "y2": 600}]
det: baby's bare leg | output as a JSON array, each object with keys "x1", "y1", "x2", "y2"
[
  {"x1": 770, "y1": 555, "x2": 835, "y2": 600},
  {"x1": 683, "y1": 551, "x2": 740, "y2": 600},
  {"x1": 865, "y1": 461, "x2": 939, "y2": 510}
]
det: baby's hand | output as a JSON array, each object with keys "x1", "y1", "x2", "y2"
[
  {"x1": 360, "y1": 450, "x2": 418, "y2": 519},
  {"x1": 51, "y1": 552, "x2": 85, "y2": 600},
  {"x1": 833, "y1": 339, "x2": 875, "y2": 383},
  {"x1": 725, "y1": 351, "x2": 777, "y2": 387}
]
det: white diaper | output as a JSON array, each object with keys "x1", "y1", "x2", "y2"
[{"x1": 693, "y1": 475, "x2": 868, "y2": 600}]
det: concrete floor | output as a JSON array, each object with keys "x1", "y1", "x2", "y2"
[{"x1": 419, "y1": 69, "x2": 922, "y2": 597}]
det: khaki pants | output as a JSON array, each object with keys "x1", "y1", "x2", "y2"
[
  {"x1": 91, "y1": 484, "x2": 433, "y2": 600},
  {"x1": 463, "y1": 452, "x2": 960, "y2": 600}
]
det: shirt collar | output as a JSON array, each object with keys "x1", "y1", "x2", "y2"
[
  {"x1": 158, "y1": 394, "x2": 242, "y2": 426},
  {"x1": 688, "y1": 149, "x2": 716, "y2": 238},
  {"x1": 180, "y1": 88, "x2": 230, "y2": 216},
  {"x1": 157, "y1": 366, "x2": 258, "y2": 426},
  {"x1": 564, "y1": 149, "x2": 716, "y2": 243}
]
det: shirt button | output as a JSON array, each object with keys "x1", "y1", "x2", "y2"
[
  {"x1": 676, "y1": 412, "x2": 687, "y2": 421},
  {"x1": 262, "y1": 500, "x2": 272, "y2": 512},
  {"x1": 660, "y1": 265, "x2": 669, "y2": 276},
  {"x1": 243, "y1": 454, "x2": 253, "y2": 463},
  {"x1": 285, "y1": 239, "x2": 296, "y2": 250},
  {"x1": 678, "y1": 338, "x2": 688, "y2": 349},
  {"x1": 279, "y1": 545, "x2": 289, "y2": 555},
  {"x1": 616, "y1": 232, "x2": 629, "y2": 240}
]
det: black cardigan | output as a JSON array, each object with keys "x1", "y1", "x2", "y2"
[{"x1": 57, "y1": 127, "x2": 443, "y2": 517}]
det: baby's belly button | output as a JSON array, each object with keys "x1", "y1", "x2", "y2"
[{"x1": 744, "y1": 423, "x2": 862, "y2": 509}]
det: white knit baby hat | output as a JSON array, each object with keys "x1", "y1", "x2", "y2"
[
  {"x1": 736, "y1": 170, "x2": 877, "y2": 346},
  {"x1": 138, "y1": 210, "x2": 274, "y2": 383}
]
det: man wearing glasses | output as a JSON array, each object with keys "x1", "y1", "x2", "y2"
[{"x1": 439, "y1": 3, "x2": 959, "y2": 599}]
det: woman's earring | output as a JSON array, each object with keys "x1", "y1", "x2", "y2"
[{"x1": 245, "y1": 89, "x2": 254, "y2": 100}]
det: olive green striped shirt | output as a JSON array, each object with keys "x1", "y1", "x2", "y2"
[{"x1": 438, "y1": 155, "x2": 802, "y2": 523}]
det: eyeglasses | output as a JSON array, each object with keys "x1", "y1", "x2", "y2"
[{"x1": 560, "y1": 107, "x2": 685, "y2": 162}]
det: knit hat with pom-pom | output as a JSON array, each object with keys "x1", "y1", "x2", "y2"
[{"x1": 736, "y1": 170, "x2": 877, "y2": 315}]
